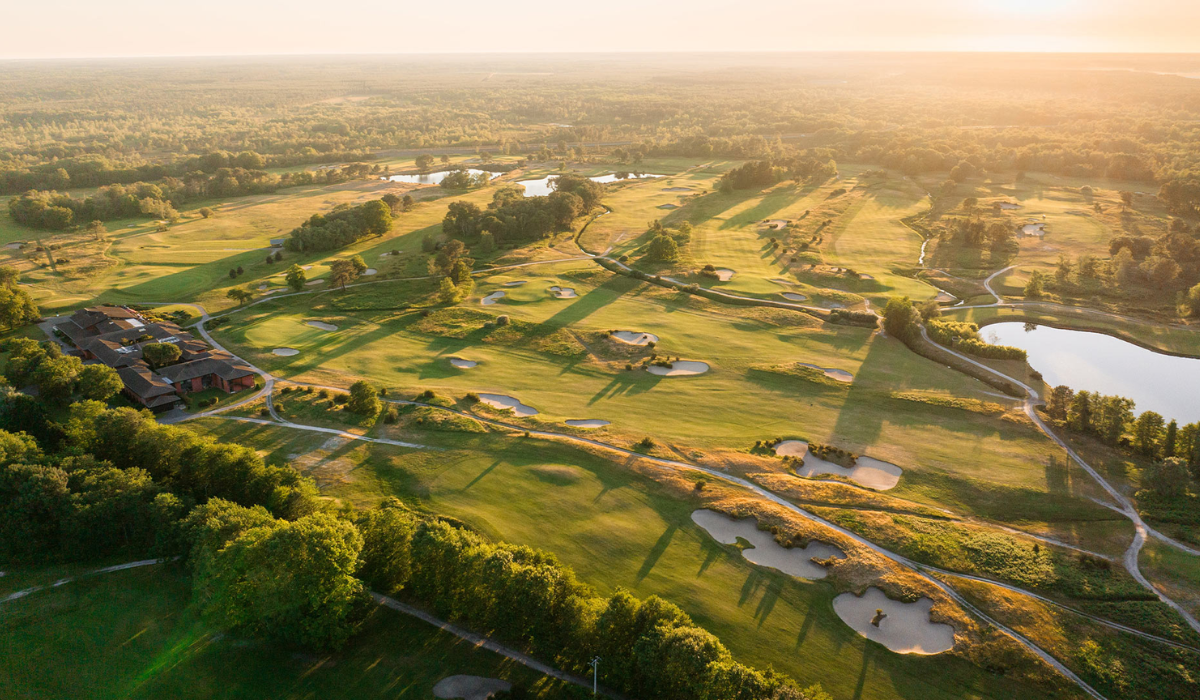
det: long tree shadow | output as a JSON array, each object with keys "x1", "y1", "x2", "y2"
[
  {"x1": 588, "y1": 371, "x2": 663, "y2": 404},
  {"x1": 753, "y1": 576, "x2": 785, "y2": 627},
  {"x1": 635, "y1": 523, "x2": 679, "y2": 583}
]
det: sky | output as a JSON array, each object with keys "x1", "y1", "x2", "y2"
[{"x1": 6, "y1": 0, "x2": 1200, "y2": 58}]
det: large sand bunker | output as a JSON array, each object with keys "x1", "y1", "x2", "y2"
[
  {"x1": 691, "y1": 509, "x2": 844, "y2": 580},
  {"x1": 763, "y1": 219, "x2": 790, "y2": 230},
  {"x1": 548, "y1": 285, "x2": 578, "y2": 298},
  {"x1": 449, "y1": 358, "x2": 477, "y2": 369},
  {"x1": 794, "y1": 362, "x2": 853, "y2": 383},
  {"x1": 307, "y1": 321, "x2": 338, "y2": 331},
  {"x1": 781, "y1": 292, "x2": 808, "y2": 302},
  {"x1": 1022, "y1": 223, "x2": 1046, "y2": 236},
  {"x1": 611, "y1": 331, "x2": 658, "y2": 345},
  {"x1": 272, "y1": 348, "x2": 299, "y2": 357},
  {"x1": 647, "y1": 360, "x2": 709, "y2": 376},
  {"x1": 477, "y1": 393, "x2": 538, "y2": 416},
  {"x1": 713, "y1": 268, "x2": 735, "y2": 281},
  {"x1": 832, "y1": 587, "x2": 955, "y2": 654},
  {"x1": 363, "y1": 268, "x2": 378, "y2": 275},
  {"x1": 433, "y1": 675, "x2": 512, "y2": 700},
  {"x1": 565, "y1": 419, "x2": 610, "y2": 428},
  {"x1": 774, "y1": 441, "x2": 901, "y2": 490},
  {"x1": 481, "y1": 291, "x2": 506, "y2": 305},
  {"x1": 501, "y1": 280, "x2": 528, "y2": 287}
]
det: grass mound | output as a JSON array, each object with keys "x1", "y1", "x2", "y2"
[{"x1": 413, "y1": 308, "x2": 585, "y2": 358}]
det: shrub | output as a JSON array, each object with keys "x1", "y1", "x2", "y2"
[
  {"x1": 464, "y1": 392, "x2": 480, "y2": 403},
  {"x1": 496, "y1": 314, "x2": 511, "y2": 326},
  {"x1": 333, "y1": 393, "x2": 349, "y2": 405}
]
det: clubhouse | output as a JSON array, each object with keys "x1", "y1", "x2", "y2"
[{"x1": 53, "y1": 305, "x2": 256, "y2": 411}]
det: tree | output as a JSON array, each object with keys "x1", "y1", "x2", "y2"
[
  {"x1": 197, "y1": 514, "x2": 369, "y2": 650},
  {"x1": 1024, "y1": 270, "x2": 1044, "y2": 299},
  {"x1": 329, "y1": 259, "x2": 363, "y2": 290},
  {"x1": 1054, "y1": 254, "x2": 1072, "y2": 285},
  {"x1": 198, "y1": 207, "x2": 215, "y2": 218},
  {"x1": 226, "y1": 287, "x2": 253, "y2": 305},
  {"x1": 77, "y1": 364, "x2": 123, "y2": 402},
  {"x1": 0, "y1": 283, "x2": 40, "y2": 330},
  {"x1": 1133, "y1": 411, "x2": 1165, "y2": 456},
  {"x1": 430, "y1": 239, "x2": 469, "y2": 277},
  {"x1": 142, "y1": 342, "x2": 182, "y2": 369},
  {"x1": 1069, "y1": 391, "x2": 1094, "y2": 433},
  {"x1": 1165, "y1": 420, "x2": 1178, "y2": 458},
  {"x1": 355, "y1": 506, "x2": 415, "y2": 594},
  {"x1": 437, "y1": 277, "x2": 465, "y2": 304},
  {"x1": 402, "y1": 195, "x2": 414, "y2": 211},
  {"x1": 347, "y1": 380, "x2": 381, "y2": 416},
  {"x1": 285, "y1": 264, "x2": 307, "y2": 291},
  {"x1": 1096, "y1": 395, "x2": 1135, "y2": 445},
  {"x1": 359, "y1": 200, "x2": 393, "y2": 236},
  {"x1": 1186, "y1": 283, "x2": 1200, "y2": 317},
  {"x1": 32, "y1": 354, "x2": 83, "y2": 404},
  {"x1": 86, "y1": 220, "x2": 108, "y2": 240},
  {"x1": 415, "y1": 154, "x2": 435, "y2": 172},
  {"x1": 1144, "y1": 457, "x2": 1190, "y2": 499},
  {"x1": 479, "y1": 231, "x2": 495, "y2": 254},
  {"x1": 1046, "y1": 385, "x2": 1074, "y2": 421},
  {"x1": 644, "y1": 234, "x2": 679, "y2": 262},
  {"x1": 882, "y1": 296, "x2": 919, "y2": 340},
  {"x1": 1120, "y1": 191, "x2": 1134, "y2": 209}
]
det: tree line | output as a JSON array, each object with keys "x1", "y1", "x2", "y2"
[
  {"x1": 441, "y1": 174, "x2": 603, "y2": 246},
  {"x1": 284, "y1": 199, "x2": 393, "y2": 252}
]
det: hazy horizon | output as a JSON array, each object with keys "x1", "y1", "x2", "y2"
[{"x1": 7, "y1": 0, "x2": 1200, "y2": 59}]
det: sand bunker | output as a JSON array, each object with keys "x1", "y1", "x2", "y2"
[
  {"x1": 548, "y1": 285, "x2": 578, "y2": 298},
  {"x1": 657, "y1": 203, "x2": 679, "y2": 209},
  {"x1": 794, "y1": 362, "x2": 854, "y2": 383},
  {"x1": 565, "y1": 419, "x2": 610, "y2": 428},
  {"x1": 647, "y1": 360, "x2": 709, "y2": 376},
  {"x1": 612, "y1": 331, "x2": 659, "y2": 345},
  {"x1": 832, "y1": 587, "x2": 955, "y2": 654},
  {"x1": 774, "y1": 441, "x2": 901, "y2": 490},
  {"x1": 763, "y1": 219, "x2": 790, "y2": 230},
  {"x1": 272, "y1": 348, "x2": 299, "y2": 357},
  {"x1": 449, "y1": 358, "x2": 477, "y2": 369},
  {"x1": 3, "y1": 242, "x2": 23, "y2": 250},
  {"x1": 934, "y1": 291, "x2": 956, "y2": 304},
  {"x1": 781, "y1": 292, "x2": 808, "y2": 302},
  {"x1": 306, "y1": 279, "x2": 326, "y2": 286},
  {"x1": 691, "y1": 509, "x2": 844, "y2": 580},
  {"x1": 481, "y1": 291, "x2": 506, "y2": 305},
  {"x1": 433, "y1": 675, "x2": 512, "y2": 700},
  {"x1": 713, "y1": 269, "x2": 735, "y2": 281},
  {"x1": 501, "y1": 280, "x2": 528, "y2": 287},
  {"x1": 858, "y1": 273, "x2": 875, "y2": 281},
  {"x1": 1022, "y1": 223, "x2": 1046, "y2": 236},
  {"x1": 663, "y1": 187, "x2": 693, "y2": 192},
  {"x1": 477, "y1": 393, "x2": 538, "y2": 416},
  {"x1": 307, "y1": 321, "x2": 338, "y2": 331},
  {"x1": 997, "y1": 202, "x2": 1022, "y2": 210},
  {"x1": 363, "y1": 268, "x2": 378, "y2": 275},
  {"x1": 769, "y1": 278, "x2": 794, "y2": 286}
]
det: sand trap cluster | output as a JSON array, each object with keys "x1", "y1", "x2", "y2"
[
  {"x1": 832, "y1": 587, "x2": 955, "y2": 654},
  {"x1": 565, "y1": 419, "x2": 610, "y2": 428},
  {"x1": 501, "y1": 280, "x2": 528, "y2": 287},
  {"x1": 449, "y1": 358, "x2": 478, "y2": 369},
  {"x1": 307, "y1": 321, "x2": 338, "y2": 331},
  {"x1": 477, "y1": 393, "x2": 538, "y2": 416},
  {"x1": 691, "y1": 510, "x2": 844, "y2": 580},
  {"x1": 611, "y1": 331, "x2": 658, "y2": 345},
  {"x1": 774, "y1": 441, "x2": 901, "y2": 490},
  {"x1": 272, "y1": 348, "x2": 299, "y2": 357},
  {"x1": 794, "y1": 362, "x2": 854, "y2": 383},
  {"x1": 781, "y1": 292, "x2": 808, "y2": 302},
  {"x1": 548, "y1": 285, "x2": 578, "y2": 298},
  {"x1": 647, "y1": 360, "x2": 709, "y2": 377},
  {"x1": 433, "y1": 675, "x2": 512, "y2": 700},
  {"x1": 481, "y1": 291, "x2": 506, "y2": 305}
]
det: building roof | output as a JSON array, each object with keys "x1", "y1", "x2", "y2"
[
  {"x1": 70, "y1": 305, "x2": 140, "y2": 330},
  {"x1": 116, "y1": 365, "x2": 177, "y2": 404},
  {"x1": 158, "y1": 356, "x2": 255, "y2": 384}
]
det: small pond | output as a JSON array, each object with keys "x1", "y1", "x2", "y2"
[
  {"x1": 983, "y1": 322, "x2": 1200, "y2": 423},
  {"x1": 518, "y1": 172, "x2": 662, "y2": 197}
]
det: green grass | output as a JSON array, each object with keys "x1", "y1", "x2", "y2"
[
  {"x1": 185, "y1": 419, "x2": 1075, "y2": 700},
  {"x1": 0, "y1": 563, "x2": 574, "y2": 700}
]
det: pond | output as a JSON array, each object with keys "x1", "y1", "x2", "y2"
[
  {"x1": 517, "y1": 172, "x2": 662, "y2": 197},
  {"x1": 983, "y1": 322, "x2": 1200, "y2": 423},
  {"x1": 382, "y1": 169, "x2": 500, "y2": 186}
]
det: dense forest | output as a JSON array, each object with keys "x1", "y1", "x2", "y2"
[{"x1": 4, "y1": 55, "x2": 1200, "y2": 213}]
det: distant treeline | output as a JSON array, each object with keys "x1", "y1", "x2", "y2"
[
  {"x1": 0, "y1": 149, "x2": 376, "y2": 196},
  {"x1": 718, "y1": 154, "x2": 839, "y2": 190},
  {"x1": 284, "y1": 199, "x2": 393, "y2": 252},
  {"x1": 8, "y1": 163, "x2": 377, "y2": 231}
]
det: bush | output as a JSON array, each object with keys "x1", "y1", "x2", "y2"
[
  {"x1": 496, "y1": 314, "x2": 510, "y2": 326},
  {"x1": 333, "y1": 393, "x2": 349, "y2": 405},
  {"x1": 926, "y1": 320, "x2": 1026, "y2": 360}
]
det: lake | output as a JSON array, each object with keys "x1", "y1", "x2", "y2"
[
  {"x1": 382, "y1": 169, "x2": 501, "y2": 185},
  {"x1": 983, "y1": 322, "x2": 1200, "y2": 423}
]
